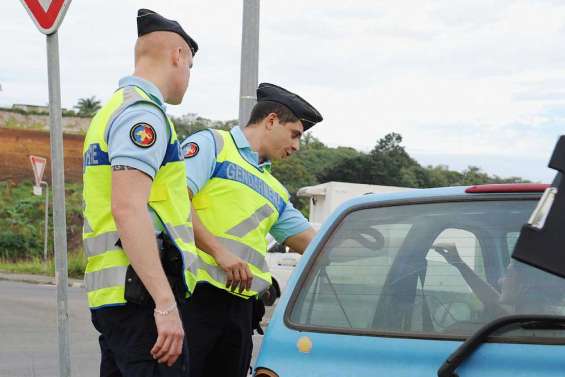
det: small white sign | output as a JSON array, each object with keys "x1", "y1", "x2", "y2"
[
  {"x1": 30, "y1": 155, "x2": 47, "y2": 187},
  {"x1": 33, "y1": 185, "x2": 43, "y2": 196}
]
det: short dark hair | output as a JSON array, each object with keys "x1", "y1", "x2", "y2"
[{"x1": 247, "y1": 101, "x2": 299, "y2": 126}]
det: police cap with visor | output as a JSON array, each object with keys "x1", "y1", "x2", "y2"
[
  {"x1": 257, "y1": 83, "x2": 323, "y2": 131},
  {"x1": 137, "y1": 8, "x2": 199, "y2": 56}
]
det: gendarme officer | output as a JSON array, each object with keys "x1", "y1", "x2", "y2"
[
  {"x1": 82, "y1": 9, "x2": 199, "y2": 377},
  {"x1": 180, "y1": 83, "x2": 323, "y2": 377}
]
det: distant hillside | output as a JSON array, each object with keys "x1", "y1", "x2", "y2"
[{"x1": 0, "y1": 108, "x2": 90, "y2": 134}]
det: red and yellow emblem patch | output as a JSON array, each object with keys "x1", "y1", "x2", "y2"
[
  {"x1": 129, "y1": 123, "x2": 156, "y2": 148},
  {"x1": 184, "y1": 142, "x2": 199, "y2": 158}
]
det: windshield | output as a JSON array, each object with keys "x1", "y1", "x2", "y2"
[{"x1": 289, "y1": 198, "x2": 565, "y2": 340}]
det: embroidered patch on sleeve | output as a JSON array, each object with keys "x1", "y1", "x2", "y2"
[
  {"x1": 184, "y1": 142, "x2": 200, "y2": 158},
  {"x1": 129, "y1": 123, "x2": 157, "y2": 148}
]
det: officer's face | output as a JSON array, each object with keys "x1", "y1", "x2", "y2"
[{"x1": 268, "y1": 119, "x2": 303, "y2": 160}]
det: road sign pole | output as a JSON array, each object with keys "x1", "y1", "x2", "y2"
[
  {"x1": 46, "y1": 30, "x2": 71, "y2": 377},
  {"x1": 42, "y1": 181, "x2": 49, "y2": 262},
  {"x1": 238, "y1": 0, "x2": 260, "y2": 127},
  {"x1": 19, "y1": 1, "x2": 72, "y2": 376}
]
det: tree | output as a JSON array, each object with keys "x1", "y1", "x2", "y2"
[
  {"x1": 424, "y1": 165, "x2": 464, "y2": 187},
  {"x1": 172, "y1": 114, "x2": 238, "y2": 140},
  {"x1": 271, "y1": 158, "x2": 317, "y2": 215},
  {"x1": 74, "y1": 96, "x2": 101, "y2": 117},
  {"x1": 270, "y1": 135, "x2": 364, "y2": 213},
  {"x1": 319, "y1": 133, "x2": 423, "y2": 187}
]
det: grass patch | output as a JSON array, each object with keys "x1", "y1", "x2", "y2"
[{"x1": 0, "y1": 251, "x2": 86, "y2": 279}]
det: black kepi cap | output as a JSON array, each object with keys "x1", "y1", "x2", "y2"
[
  {"x1": 256, "y1": 83, "x2": 323, "y2": 131},
  {"x1": 137, "y1": 8, "x2": 199, "y2": 56}
]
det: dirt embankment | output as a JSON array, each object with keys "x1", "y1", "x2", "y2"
[{"x1": 0, "y1": 128, "x2": 84, "y2": 183}]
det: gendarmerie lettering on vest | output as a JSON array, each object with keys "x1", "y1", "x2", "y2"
[{"x1": 223, "y1": 161, "x2": 283, "y2": 213}]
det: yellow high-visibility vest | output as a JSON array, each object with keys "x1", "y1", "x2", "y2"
[
  {"x1": 191, "y1": 129, "x2": 290, "y2": 297},
  {"x1": 82, "y1": 85, "x2": 198, "y2": 309}
]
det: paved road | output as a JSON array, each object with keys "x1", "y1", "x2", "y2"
[{"x1": 0, "y1": 280, "x2": 267, "y2": 377}]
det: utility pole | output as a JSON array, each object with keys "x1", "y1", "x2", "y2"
[{"x1": 238, "y1": 0, "x2": 260, "y2": 127}]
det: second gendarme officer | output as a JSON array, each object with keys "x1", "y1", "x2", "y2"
[
  {"x1": 180, "y1": 83, "x2": 323, "y2": 377},
  {"x1": 82, "y1": 9, "x2": 199, "y2": 377}
]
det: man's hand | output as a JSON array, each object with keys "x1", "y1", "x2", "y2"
[
  {"x1": 190, "y1": 202, "x2": 253, "y2": 293},
  {"x1": 150, "y1": 305, "x2": 185, "y2": 366},
  {"x1": 214, "y1": 249, "x2": 253, "y2": 293},
  {"x1": 433, "y1": 242, "x2": 464, "y2": 266}
]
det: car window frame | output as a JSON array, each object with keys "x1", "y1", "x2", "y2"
[{"x1": 283, "y1": 193, "x2": 565, "y2": 345}]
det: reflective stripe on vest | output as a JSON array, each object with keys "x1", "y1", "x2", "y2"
[
  {"x1": 226, "y1": 204, "x2": 274, "y2": 238},
  {"x1": 191, "y1": 129, "x2": 290, "y2": 297},
  {"x1": 166, "y1": 223, "x2": 195, "y2": 245},
  {"x1": 82, "y1": 85, "x2": 198, "y2": 309},
  {"x1": 85, "y1": 265, "x2": 128, "y2": 292},
  {"x1": 84, "y1": 231, "x2": 120, "y2": 257}
]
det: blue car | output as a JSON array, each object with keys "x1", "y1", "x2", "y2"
[{"x1": 254, "y1": 184, "x2": 565, "y2": 377}]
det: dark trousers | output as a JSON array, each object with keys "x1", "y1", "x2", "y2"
[
  {"x1": 183, "y1": 283, "x2": 254, "y2": 377},
  {"x1": 91, "y1": 303, "x2": 190, "y2": 377}
]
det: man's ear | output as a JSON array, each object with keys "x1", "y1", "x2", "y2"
[
  {"x1": 265, "y1": 113, "x2": 277, "y2": 131},
  {"x1": 172, "y1": 47, "x2": 182, "y2": 67}
]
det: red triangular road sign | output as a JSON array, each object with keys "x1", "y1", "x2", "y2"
[
  {"x1": 30, "y1": 155, "x2": 48, "y2": 186},
  {"x1": 20, "y1": 0, "x2": 72, "y2": 35}
]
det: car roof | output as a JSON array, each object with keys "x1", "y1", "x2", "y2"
[
  {"x1": 358, "y1": 186, "x2": 468, "y2": 204},
  {"x1": 344, "y1": 184, "x2": 548, "y2": 208},
  {"x1": 319, "y1": 184, "x2": 547, "y2": 231}
]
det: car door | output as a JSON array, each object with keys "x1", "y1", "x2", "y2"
[{"x1": 275, "y1": 195, "x2": 565, "y2": 377}]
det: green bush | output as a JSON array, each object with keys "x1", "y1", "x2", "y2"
[
  {"x1": 0, "y1": 180, "x2": 84, "y2": 260},
  {"x1": 0, "y1": 232, "x2": 41, "y2": 259}
]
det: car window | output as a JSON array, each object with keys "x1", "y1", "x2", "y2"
[
  {"x1": 421, "y1": 229, "x2": 485, "y2": 332},
  {"x1": 290, "y1": 219, "x2": 411, "y2": 329},
  {"x1": 289, "y1": 199, "x2": 565, "y2": 341},
  {"x1": 427, "y1": 229, "x2": 486, "y2": 279}
]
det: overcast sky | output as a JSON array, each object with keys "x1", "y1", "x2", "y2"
[{"x1": 2, "y1": 0, "x2": 565, "y2": 182}]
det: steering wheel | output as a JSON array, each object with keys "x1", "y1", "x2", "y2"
[
  {"x1": 425, "y1": 295, "x2": 462, "y2": 330},
  {"x1": 355, "y1": 227, "x2": 385, "y2": 250},
  {"x1": 333, "y1": 227, "x2": 385, "y2": 251}
]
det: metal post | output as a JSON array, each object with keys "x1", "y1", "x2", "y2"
[
  {"x1": 42, "y1": 181, "x2": 49, "y2": 262},
  {"x1": 238, "y1": 0, "x2": 260, "y2": 127},
  {"x1": 46, "y1": 31, "x2": 71, "y2": 377}
]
